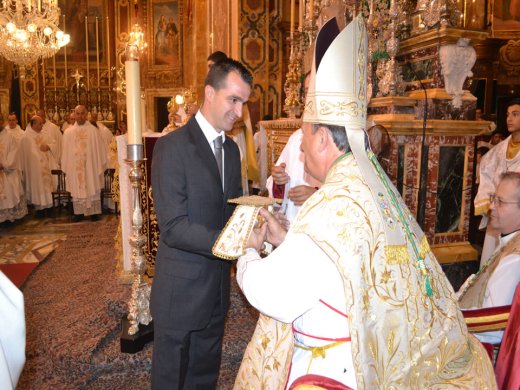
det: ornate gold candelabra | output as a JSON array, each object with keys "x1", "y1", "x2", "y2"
[
  {"x1": 283, "y1": 32, "x2": 304, "y2": 119},
  {"x1": 283, "y1": 56, "x2": 303, "y2": 118},
  {"x1": 122, "y1": 44, "x2": 152, "y2": 343},
  {"x1": 125, "y1": 145, "x2": 151, "y2": 336}
]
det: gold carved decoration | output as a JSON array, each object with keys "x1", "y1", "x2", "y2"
[
  {"x1": 319, "y1": 100, "x2": 359, "y2": 116},
  {"x1": 499, "y1": 40, "x2": 520, "y2": 78},
  {"x1": 260, "y1": 118, "x2": 301, "y2": 175}
]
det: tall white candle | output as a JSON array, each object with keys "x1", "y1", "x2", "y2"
[
  {"x1": 299, "y1": 0, "x2": 304, "y2": 30},
  {"x1": 106, "y1": 16, "x2": 111, "y2": 91},
  {"x1": 63, "y1": 15, "x2": 67, "y2": 89},
  {"x1": 53, "y1": 54, "x2": 57, "y2": 92},
  {"x1": 125, "y1": 46, "x2": 142, "y2": 145},
  {"x1": 85, "y1": 16, "x2": 89, "y2": 91},
  {"x1": 290, "y1": 0, "x2": 295, "y2": 39},
  {"x1": 96, "y1": 17, "x2": 100, "y2": 90}
]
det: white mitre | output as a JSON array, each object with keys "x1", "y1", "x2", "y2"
[
  {"x1": 303, "y1": 15, "x2": 431, "y2": 288},
  {"x1": 303, "y1": 15, "x2": 367, "y2": 128}
]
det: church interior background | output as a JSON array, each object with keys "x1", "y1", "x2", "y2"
[
  {"x1": 0, "y1": 0, "x2": 519, "y2": 278},
  {"x1": 1, "y1": 0, "x2": 520, "y2": 387}
]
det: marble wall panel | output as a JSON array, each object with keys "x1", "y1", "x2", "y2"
[{"x1": 390, "y1": 133, "x2": 474, "y2": 245}]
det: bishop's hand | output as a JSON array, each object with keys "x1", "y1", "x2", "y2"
[
  {"x1": 246, "y1": 218, "x2": 267, "y2": 253},
  {"x1": 272, "y1": 163, "x2": 289, "y2": 185},
  {"x1": 259, "y1": 208, "x2": 287, "y2": 248}
]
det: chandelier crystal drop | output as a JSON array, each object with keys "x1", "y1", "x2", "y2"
[
  {"x1": 128, "y1": 23, "x2": 147, "y2": 52},
  {"x1": 0, "y1": 0, "x2": 70, "y2": 67}
]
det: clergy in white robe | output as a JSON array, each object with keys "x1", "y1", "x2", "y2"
[
  {"x1": 61, "y1": 105, "x2": 107, "y2": 217},
  {"x1": 265, "y1": 128, "x2": 320, "y2": 222},
  {"x1": 475, "y1": 99, "x2": 520, "y2": 266},
  {"x1": 36, "y1": 109, "x2": 62, "y2": 166},
  {"x1": 5, "y1": 113, "x2": 24, "y2": 145},
  {"x1": 235, "y1": 16, "x2": 495, "y2": 390},
  {"x1": 0, "y1": 271, "x2": 25, "y2": 390},
  {"x1": 0, "y1": 126, "x2": 27, "y2": 223},
  {"x1": 19, "y1": 116, "x2": 56, "y2": 211},
  {"x1": 90, "y1": 112, "x2": 114, "y2": 169},
  {"x1": 459, "y1": 171, "x2": 520, "y2": 344},
  {"x1": 61, "y1": 113, "x2": 75, "y2": 133},
  {"x1": 265, "y1": 74, "x2": 319, "y2": 222}
]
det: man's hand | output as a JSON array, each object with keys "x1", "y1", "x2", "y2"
[
  {"x1": 271, "y1": 163, "x2": 289, "y2": 185},
  {"x1": 259, "y1": 208, "x2": 287, "y2": 247},
  {"x1": 273, "y1": 211, "x2": 290, "y2": 230},
  {"x1": 246, "y1": 218, "x2": 267, "y2": 252},
  {"x1": 288, "y1": 185, "x2": 317, "y2": 205},
  {"x1": 455, "y1": 274, "x2": 476, "y2": 299},
  {"x1": 39, "y1": 144, "x2": 50, "y2": 152}
]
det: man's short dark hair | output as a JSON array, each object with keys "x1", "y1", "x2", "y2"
[
  {"x1": 312, "y1": 123, "x2": 351, "y2": 153},
  {"x1": 205, "y1": 58, "x2": 253, "y2": 90},
  {"x1": 507, "y1": 98, "x2": 520, "y2": 109},
  {"x1": 207, "y1": 51, "x2": 228, "y2": 64}
]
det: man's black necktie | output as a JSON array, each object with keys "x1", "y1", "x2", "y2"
[{"x1": 214, "y1": 136, "x2": 223, "y2": 186}]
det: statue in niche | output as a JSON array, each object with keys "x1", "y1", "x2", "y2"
[{"x1": 439, "y1": 38, "x2": 476, "y2": 109}]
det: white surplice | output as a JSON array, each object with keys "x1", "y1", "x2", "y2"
[
  {"x1": 237, "y1": 234, "x2": 357, "y2": 389},
  {"x1": 0, "y1": 129, "x2": 27, "y2": 222},
  {"x1": 96, "y1": 122, "x2": 114, "y2": 169},
  {"x1": 61, "y1": 121, "x2": 107, "y2": 216},
  {"x1": 42, "y1": 120, "x2": 62, "y2": 166},
  {"x1": 19, "y1": 127, "x2": 57, "y2": 210},
  {"x1": 460, "y1": 231, "x2": 520, "y2": 344},
  {"x1": 0, "y1": 271, "x2": 25, "y2": 390},
  {"x1": 475, "y1": 136, "x2": 520, "y2": 264},
  {"x1": 4, "y1": 125, "x2": 24, "y2": 145},
  {"x1": 265, "y1": 129, "x2": 321, "y2": 222}
]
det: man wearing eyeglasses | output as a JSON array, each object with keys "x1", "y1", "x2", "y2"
[
  {"x1": 459, "y1": 171, "x2": 520, "y2": 344},
  {"x1": 475, "y1": 98, "x2": 520, "y2": 266}
]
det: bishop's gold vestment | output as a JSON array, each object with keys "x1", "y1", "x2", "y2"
[{"x1": 234, "y1": 153, "x2": 496, "y2": 389}]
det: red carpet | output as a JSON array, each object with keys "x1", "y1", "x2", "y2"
[{"x1": 0, "y1": 262, "x2": 39, "y2": 288}]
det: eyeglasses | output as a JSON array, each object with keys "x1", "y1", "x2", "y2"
[{"x1": 489, "y1": 194, "x2": 520, "y2": 207}]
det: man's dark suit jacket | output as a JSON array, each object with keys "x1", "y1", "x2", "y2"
[{"x1": 150, "y1": 116, "x2": 242, "y2": 330}]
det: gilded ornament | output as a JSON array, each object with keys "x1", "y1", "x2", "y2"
[
  {"x1": 319, "y1": 100, "x2": 359, "y2": 116},
  {"x1": 499, "y1": 40, "x2": 520, "y2": 77}
]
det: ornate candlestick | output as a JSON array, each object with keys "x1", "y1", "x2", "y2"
[
  {"x1": 120, "y1": 44, "x2": 152, "y2": 353},
  {"x1": 125, "y1": 147, "x2": 151, "y2": 336},
  {"x1": 283, "y1": 33, "x2": 303, "y2": 119}
]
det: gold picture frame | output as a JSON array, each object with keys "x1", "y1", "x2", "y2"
[
  {"x1": 58, "y1": 0, "x2": 109, "y2": 64},
  {"x1": 490, "y1": 0, "x2": 520, "y2": 38}
]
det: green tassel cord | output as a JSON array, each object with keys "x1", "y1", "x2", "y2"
[
  {"x1": 424, "y1": 274, "x2": 433, "y2": 296},
  {"x1": 371, "y1": 154, "x2": 433, "y2": 297}
]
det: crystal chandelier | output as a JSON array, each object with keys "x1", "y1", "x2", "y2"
[
  {"x1": 129, "y1": 23, "x2": 147, "y2": 52},
  {"x1": 0, "y1": 0, "x2": 70, "y2": 67}
]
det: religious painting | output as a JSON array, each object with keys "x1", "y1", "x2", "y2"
[
  {"x1": 400, "y1": 59, "x2": 434, "y2": 84},
  {"x1": 491, "y1": 0, "x2": 520, "y2": 38},
  {"x1": 149, "y1": 0, "x2": 182, "y2": 70},
  {"x1": 58, "y1": 0, "x2": 107, "y2": 63}
]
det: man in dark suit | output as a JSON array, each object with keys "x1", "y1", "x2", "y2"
[{"x1": 150, "y1": 58, "x2": 253, "y2": 389}]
